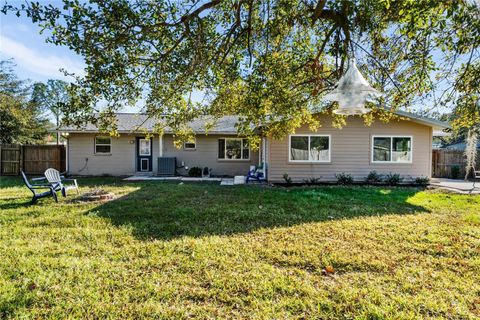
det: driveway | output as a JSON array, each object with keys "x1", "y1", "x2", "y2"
[{"x1": 430, "y1": 178, "x2": 480, "y2": 194}]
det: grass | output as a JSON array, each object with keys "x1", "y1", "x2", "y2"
[{"x1": 0, "y1": 176, "x2": 479, "y2": 319}]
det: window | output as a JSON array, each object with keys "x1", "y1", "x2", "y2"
[
  {"x1": 140, "y1": 158, "x2": 149, "y2": 171},
  {"x1": 139, "y1": 138, "x2": 151, "y2": 156},
  {"x1": 372, "y1": 136, "x2": 412, "y2": 163},
  {"x1": 218, "y1": 138, "x2": 250, "y2": 160},
  {"x1": 184, "y1": 139, "x2": 196, "y2": 150},
  {"x1": 289, "y1": 135, "x2": 330, "y2": 162},
  {"x1": 95, "y1": 136, "x2": 111, "y2": 154}
]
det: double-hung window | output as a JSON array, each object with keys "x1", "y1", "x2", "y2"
[
  {"x1": 218, "y1": 138, "x2": 250, "y2": 160},
  {"x1": 372, "y1": 136, "x2": 412, "y2": 163},
  {"x1": 289, "y1": 135, "x2": 330, "y2": 162},
  {"x1": 95, "y1": 136, "x2": 111, "y2": 154}
]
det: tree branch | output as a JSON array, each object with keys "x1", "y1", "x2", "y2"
[{"x1": 311, "y1": 0, "x2": 327, "y2": 24}]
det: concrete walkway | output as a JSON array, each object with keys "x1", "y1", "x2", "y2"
[
  {"x1": 123, "y1": 175, "x2": 241, "y2": 185},
  {"x1": 430, "y1": 178, "x2": 480, "y2": 194},
  {"x1": 124, "y1": 176, "x2": 221, "y2": 182}
]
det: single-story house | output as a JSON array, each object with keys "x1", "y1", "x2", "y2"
[{"x1": 59, "y1": 111, "x2": 449, "y2": 182}]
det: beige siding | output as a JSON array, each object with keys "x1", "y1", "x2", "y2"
[
  {"x1": 68, "y1": 133, "x2": 258, "y2": 176},
  {"x1": 267, "y1": 116, "x2": 433, "y2": 182},
  {"x1": 163, "y1": 135, "x2": 259, "y2": 176},
  {"x1": 68, "y1": 133, "x2": 138, "y2": 175}
]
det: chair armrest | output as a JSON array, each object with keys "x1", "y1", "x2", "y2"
[
  {"x1": 31, "y1": 177, "x2": 47, "y2": 182},
  {"x1": 30, "y1": 184, "x2": 54, "y2": 189},
  {"x1": 61, "y1": 178, "x2": 77, "y2": 182}
]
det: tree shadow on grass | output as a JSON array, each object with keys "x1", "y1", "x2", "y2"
[
  {"x1": 0, "y1": 201, "x2": 32, "y2": 210},
  {"x1": 86, "y1": 182, "x2": 430, "y2": 241}
]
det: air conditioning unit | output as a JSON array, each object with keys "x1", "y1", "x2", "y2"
[{"x1": 157, "y1": 157, "x2": 176, "y2": 176}]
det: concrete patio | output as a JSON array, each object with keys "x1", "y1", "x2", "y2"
[
  {"x1": 123, "y1": 175, "x2": 239, "y2": 185},
  {"x1": 430, "y1": 178, "x2": 480, "y2": 194}
]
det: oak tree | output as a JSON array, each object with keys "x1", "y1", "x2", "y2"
[{"x1": 3, "y1": 0, "x2": 479, "y2": 146}]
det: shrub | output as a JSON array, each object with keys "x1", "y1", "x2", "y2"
[
  {"x1": 304, "y1": 177, "x2": 321, "y2": 185},
  {"x1": 188, "y1": 166, "x2": 202, "y2": 177},
  {"x1": 366, "y1": 170, "x2": 382, "y2": 183},
  {"x1": 385, "y1": 172, "x2": 403, "y2": 185},
  {"x1": 283, "y1": 173, "x2": 292, "y2": 184},
  {"x1": 335, "y1": 172, "x2": 354, "y2": 185},
  {"x1": 451, "y1": 165, "x2": 460, "y2": 179},
  {"x1": 415, "y1": 176, "x2": 430, "y2": 185}
]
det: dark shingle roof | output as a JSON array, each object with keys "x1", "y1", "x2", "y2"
[
  {"x1": 59, "y1": 111, "x2": 450, "y2": 134},
  {"x1": 59, "y1": 114, "x2": 241, "y2": 134}
]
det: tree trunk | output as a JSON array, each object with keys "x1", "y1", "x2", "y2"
[{"x1": 56, "y1": 115, "x2": 60, "y2": 145}]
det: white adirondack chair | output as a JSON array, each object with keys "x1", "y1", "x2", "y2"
[{"x1": 44, "y1": 168, "x2": 79, "y2": 197}]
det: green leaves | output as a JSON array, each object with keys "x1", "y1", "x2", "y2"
[
  {"x1": 3, "y1": 0, "x2": 479, "y2": 141},
  {"x1": 0, "y1": 60, "x2": 50, "y2": 144}
]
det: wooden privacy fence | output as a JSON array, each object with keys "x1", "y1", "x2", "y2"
[
  {"x1": 0, "y1": 144, "x2": 65, "y2": 176},
  {"x1": 432, "y1": 149, "x2": 480, "y2": 178}
]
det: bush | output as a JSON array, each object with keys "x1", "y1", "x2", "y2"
[
  {"x1": 366, "y1": 170, "x2": 382, "y2": 183},
  {"x1": 385, "y1": 172, "x2": 404, "y2": 185},
  {"x1": 283, "y1": 173, "x2": 292, "y2": 184},
  {"x1": 303, "y1": 177, "x2": 321, "y2": 185},
  {"x1": 335, "y1": 172, "x2": 354, "y2": 185},
  {"x1": 188, "y1": 166, "x2": 202, "y2": 177},
  {"x1": 451, "y1": 165, "x2": 460, "y2": 179},
  {"x1": 415, "y1": 176, "x2": 430, "y2": 185}
]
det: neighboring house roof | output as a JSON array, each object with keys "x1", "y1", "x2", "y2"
[
  {"x1": 443, "y1": 142, "x2": 480, "y2": 151},
  {"x1": 59, "y1": 111, "x2": 450, "y2": 134}
]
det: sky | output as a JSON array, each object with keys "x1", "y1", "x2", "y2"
[
  {"x1": 0, "y1": 2, "x2": 85, "y2": 83},
  {"x1": 0, "y1": 1, "x2": 141, "y2": 115}
]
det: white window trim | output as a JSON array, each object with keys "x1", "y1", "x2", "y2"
[
  {"x1": 139, "y1": 138, "x2": 151, "y2": 156},
  {"x1": 288, "y1": 134, "x2": 331, "y2": 163},
  {"x1": 218, "y1": 137, "x2": 250, "y2": 161},
  {"x1": 371, "y1": 135, "x2": 413, "y2": 164},
  {"x1": 94, "y1": 136, "x2": 112, "y2": 154},
  {"x1": 183, "y1": 138, "x2": 197, "y2": 151}
]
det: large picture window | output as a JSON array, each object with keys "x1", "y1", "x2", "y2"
[
  {"x1": 218, "y1": 138, "x2": 250, "y2": 160},
  {"x1": 289, "y1": 135, "x2": 330, "y2": 162},
  {"x1": 95, "y1": 136, "x2": 111, "y2": 154},
  {"x1": 372, "y1": 136, "x2": 412, "y2": 163}
]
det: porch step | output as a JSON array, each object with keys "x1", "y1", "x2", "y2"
[{"x1": 134, "y1": 172, "x2": 154, "y2": 176}]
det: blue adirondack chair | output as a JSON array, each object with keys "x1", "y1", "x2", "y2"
[{"x1": 21, "y1": 171, "x2": 58, "y2": 204}]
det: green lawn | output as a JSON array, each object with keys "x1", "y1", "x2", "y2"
[{"x1": 0, "y1": 176, "x2": 479, "y2": 319}]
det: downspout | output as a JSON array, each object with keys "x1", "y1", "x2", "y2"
[
  {"x1": 262, "y1": 136, "x2": 268, "y2": 181},
  {"x1": 63, "y1": 133, "x2": 70, "y2": 174},
  {"x1": 258, "y1": 138, "x2": 262, "y2": 166},
  {"x1": 429, "y1": 127, "x2": 433, "y2": 178},
  {"x1": 159, "y1": 133, "x2": 164, "y2": 157}
]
